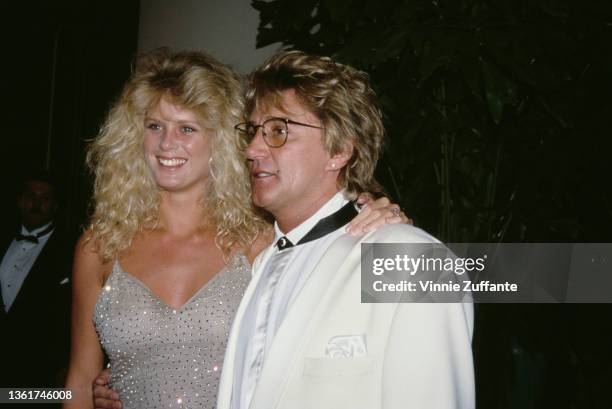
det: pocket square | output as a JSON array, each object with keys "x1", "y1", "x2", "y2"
[
  {"x1": 325, "y1": 335, "x2": 367, "y2": 358},
  {"x1": 59, "y1": 277, "x2": 69, "y2": 285}
]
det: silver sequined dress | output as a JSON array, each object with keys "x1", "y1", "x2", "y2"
[{"x1": 93, "y1": 253, "x2": 251, "y2": 409}]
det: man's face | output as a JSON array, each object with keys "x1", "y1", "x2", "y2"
[
  {"x1": 246, "y1": 90, "x2": 338, "y2": 221},
  {"x1": 18, "y1": 180, "x2": 58, "y2": 231}
]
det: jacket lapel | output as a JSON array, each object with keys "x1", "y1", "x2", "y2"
[
  {"x1": 0, "y1": 233, "x2": 11, "y2": 318},
  {"x1": 6, "y1": 230, "x2": 57, "y2": 315},
  {"x1": 249, "y1": 233, "x2": 360, "y2": 409}
]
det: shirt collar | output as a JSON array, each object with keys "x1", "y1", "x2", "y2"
[
  {"x1": 274, "y1": 191, "x2": 349, "y2": 245},
  {"x1": 20, "y1": 221, "x2": 55, "y2": 237}
]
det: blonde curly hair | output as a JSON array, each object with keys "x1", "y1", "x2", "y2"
[
  {"x1": 87, "y1": 48, "x2": 268, "y2": 261},
  {"x1": 244, "y1": 50, "x2": 385, "y2": 199}
]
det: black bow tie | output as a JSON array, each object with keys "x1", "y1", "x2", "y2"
[
  {"x1": 15, "y1": 233, "x2": 39, "y2": 244},
  {"x1": 275, "y1": 201, "x2": 358, "y2": 250},
  {"x1": 15, "y1": 224, "x2": 55, "y2": 244}
]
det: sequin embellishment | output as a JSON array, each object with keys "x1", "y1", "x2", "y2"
[{"x1": 93, "y1": 253, "x2": 251, "y2": 409}]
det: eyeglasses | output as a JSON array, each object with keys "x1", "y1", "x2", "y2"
[{"x1": 234, "y1": 117, "x2": 324, "y2": 148}]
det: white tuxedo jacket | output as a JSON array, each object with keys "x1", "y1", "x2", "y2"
[{"x1": 218, "y1": 224, "x2": 475, "y2": 409}]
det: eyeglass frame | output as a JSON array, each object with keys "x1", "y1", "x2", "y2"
[{"x1": 234, "y1": 117, "x2": 324, "y2": 148}]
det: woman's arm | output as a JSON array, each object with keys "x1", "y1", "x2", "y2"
[{"x1": 63, "y1": 233, "x2": 107, "y2": 409}]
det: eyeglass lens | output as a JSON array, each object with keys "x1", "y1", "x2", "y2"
[{"x1": 248, "y1": 118, "x2": 288, "y2": 147}]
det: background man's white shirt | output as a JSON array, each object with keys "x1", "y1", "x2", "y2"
[{"x1": 0, "y1": 222, "x2": 55, "y2": 312}]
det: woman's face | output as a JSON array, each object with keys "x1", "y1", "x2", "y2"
[{"x1": 143, "y1": 97, "x2": 212, "y2": 195}]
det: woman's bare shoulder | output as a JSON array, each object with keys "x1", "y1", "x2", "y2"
[{"x1": 73, "y1": 230, "x2": 113, "y2": 284}]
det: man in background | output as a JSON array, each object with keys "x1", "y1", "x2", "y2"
[{"x1": 0, "y1": 171, "x2": 73, "y2": 389}]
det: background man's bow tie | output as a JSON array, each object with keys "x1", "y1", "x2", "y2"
[{"x1": 15, "y1": 224, "x2": 55, "y2": 244}]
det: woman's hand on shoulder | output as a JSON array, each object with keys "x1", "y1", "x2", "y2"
[{"x1": 347, "y1": 194, "x2": 413, "y2": 235}]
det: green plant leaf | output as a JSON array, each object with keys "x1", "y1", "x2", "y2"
[{"x1": 480, "y1": 57, "x2": 517, "y2": 124}]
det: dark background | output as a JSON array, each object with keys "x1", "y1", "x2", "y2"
[
  {"x1": 2, "y1": 0, "x2": 611, "y2": 408},
  {"x1": 1, "y1": 0, "x2": 139, "y2": 235}
]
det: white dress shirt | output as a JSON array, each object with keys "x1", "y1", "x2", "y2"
[
  {"x1": 0, "y1": 222, "x2": 54, "y2": 312},
  {"x1": 232, "y1": 191, "x2": 354, "y2": 409}
]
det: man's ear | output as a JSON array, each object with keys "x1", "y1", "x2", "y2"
[{"x1": 325, "y1": 141, "x2": 354, "y2": 171}]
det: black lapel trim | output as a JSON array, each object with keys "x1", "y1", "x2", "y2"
[{"x1": 296, "y1": 201, "x2": 358, "y2": 247}]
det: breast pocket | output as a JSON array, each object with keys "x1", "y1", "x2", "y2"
[{"x1": 302, "y1": 356, "x2": 377, "y2": 409}]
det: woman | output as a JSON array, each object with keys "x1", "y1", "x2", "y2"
[{"x1": 64, "y1": 48, "x2": 406, "y2": 409}]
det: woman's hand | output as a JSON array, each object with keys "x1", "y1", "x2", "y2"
[{"x1": 347, "y1": 194, "x2": 413, "y2": 235}]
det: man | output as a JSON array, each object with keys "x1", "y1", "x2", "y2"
[
  {"x1": 215, "y1": 51, "x2": 474, "y2": 409},
  {"x1": 0, "y1": 172, "x2": 73, "y2": 388}
]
